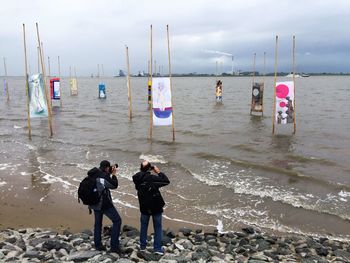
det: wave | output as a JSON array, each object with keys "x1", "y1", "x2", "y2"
[
  {"x1": 139, "y1": 154, "x2": 168, "y2": 164},
  {"x1": 0, "y1": 181, "x2": 7, "y2": 187},
  {"x1": 192, "y1": 152, "x2": 350, "y2": 190},
  {"x1": 163, "y1": 214, "x2": 216, "y2": 228}
]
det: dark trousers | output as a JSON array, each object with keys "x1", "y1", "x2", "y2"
[{"x1": 93, "y1": 206, "x2": 122, "y2": 250}]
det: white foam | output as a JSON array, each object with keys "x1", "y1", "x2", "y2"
[
  {"x1": 85, "y1": 151, "x2": 90, "y2": 160},
  {"x1": 20, "y1": 172, "x2": 32, "y2": 176},
  {"x1": 163, "y1": 214, "x2": 216, "y2": 228},
  {"x1": 13, "y1": 125, "x2": 22, "y2": 129},
  {"x1": 112, "y1": 198, "x2": 138, "y2": 209},
  {"x1": 0, "y1": 181, "x2": 7, "y2": 187},
  {"x1": 339, "y1": 190, "x2": 350, "y2": 198},
  {"x1": 139, "y1": 154, "x2": 167, "y2": 164},
  {"x1": 216, "y1": 219, "x2": 226, "y2": 233}
]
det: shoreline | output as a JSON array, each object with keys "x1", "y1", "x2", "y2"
[{"x1": 1, "y1": 225, "x2": 350, "y2": 262}]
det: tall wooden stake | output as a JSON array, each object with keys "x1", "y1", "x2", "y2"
[
  {"x1": 149, "y1": 24, "x2": 153, "y2": 140},
  {"x1": 252, "y1": 53, "x2": 256, "y2": 87},
  {"x1": 215, "y1": 61, "x2": 218, "y2": 82},
  {"x1": 37, "y1": 46, "x2": 40, "y2": 73},
  {"x1": 22, "y1": 24, "x2": 32, "y2": 140},
  {"x1": 58, "y1": 55, "x2": 63, "y2": 108},
  {"x1": 167, "y1": 25, "x2": 175, "y2": 141},
  {"x1": 292, "y1": 35, "x2": 297, "y2": 134},
  {"x1": 272, "y1": 36, "x2": 278, "y2": 135},
  {"x1": 262, "y1": 51, "x2": 266, "y2": 115},
  {"x1": 48, "y1": 56, "x2": 51, "y2": 77},
  {"x1": 126, "y1": 45, "x2": 133, "y2": 120},
  {"x1": 3, "y1": 57, "x2": 9, "y2": 102},
  {"x1": 97, "y1": 64, "x2": 100, "y2": 78},
  {"x1": 36, "y1": 23, "x2": 53, "y2": 137}
]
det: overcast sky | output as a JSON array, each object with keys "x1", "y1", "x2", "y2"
[{"x1": 0, "y1": 0, "x2": 349, "y2": 76}]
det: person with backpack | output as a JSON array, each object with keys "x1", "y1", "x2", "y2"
[
  {"x1": 132, "y1": 160, "x2": 170, "y2": 255},
  {"x1": 86, "y1": 160, "x2": 122, "y2": 253}
]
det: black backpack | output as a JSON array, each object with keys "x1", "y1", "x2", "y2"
[{"x1": 78, "y1": 175, "x2": 100, "y2": 206}]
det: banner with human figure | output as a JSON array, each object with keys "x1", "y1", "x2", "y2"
[
  {"x1": 28, "y1": 74, "x2": 48, "y2": 118},
  {"x1": 275, "y1": 81, "x2": 295, "y2": 124},
  {"x1": 251, "y1": 82, "x2": 264, "y2": 112},
  {"x1": 152, "y1": 77, "x2": 173, "y2": 126},
  {"x1": 50, "y1": 78, "x2": 60, "y2": 100},
  {"x1": 98, "y1": 83, "x2": 106, "y2": 99},
  {"x1": 70, "y1": 78, "x2": 78, "y2": 95}
]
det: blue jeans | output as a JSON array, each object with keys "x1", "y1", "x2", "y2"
[
  {"x1": 93, "y1": 206, "x2": 122, "y2": 250},
  {"x1": 140, "y1": 213, "x2": 163, "y2": 252}
]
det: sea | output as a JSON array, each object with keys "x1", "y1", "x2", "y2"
[{"x1": 1, "y1": 76, "x2": 349, "y2": 240}]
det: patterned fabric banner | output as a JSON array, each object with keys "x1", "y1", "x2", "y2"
[
  {"x1": 275, "y1": 81, "x2": 295, "y2": 124},
  {"x1": 152, "y1": 78, "x2": 173, "y2": 126},
  {"x1": 28, "y1": 74, "x2": 48, "y2": 118},
  {"x1": 70, "y1": 78, "x2": 78, "y2": 95}
]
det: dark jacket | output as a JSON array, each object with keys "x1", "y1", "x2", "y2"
[
  {"x1": 87, "y1": 167, "x2": 118, "y2": 211},
  {"x1": 132, "y1": 171, "x2": 170, "y2": 215}
]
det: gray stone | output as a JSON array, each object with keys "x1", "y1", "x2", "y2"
[
  {"x1": 116, "y1": 259, "x2": 135, "y2": 263},
  {"x1": 239, "y1": 238, "x2": 249, "y2": 246},
  {"x1": 315, "y1": 246, "x2": 329, "y2": 256},
  {"x1": 191, "y1": 249, "x2": 211, "y2": 261},
  {"x1": 23, "y1": 250, "x2": 45, "y2": 260},
  {"x1": 72, "y1": 238, "x2": 85, "y2": 247},
  {"x1": 81, "y1": 229, "x2": 93, "y2": 236},
  {"x1": 257, "y1": 240, "x2": 271, "y2": 251},
  {"x1": 242, "y1": 226, "x2": 255, "y2": 235},
  {"x1": 178, "y1": 228, "x2": 192, "y2": 236},
  {"x1": 0, "y1": 251, "x2": 4, "y2": 260},
  {"x1": 125, "y1": 230, "x2": 139, "y2": 238},
  {"x1": 334, "y1": 249, "x2": 350, "y2": 261},
  {"x1": 66, "y1": 250, "x2": 101, "y2": 262},
  {"x1": 137, "y1": 251, "x2": 163, "y2": 261},
  {"x1": 42, "y1": 239, "x2": 74, "y2": 252},
  {"x1": 162, "y1": 235, "x2": 172, "y2": 246},
  {"x1": 249, "y1": 254, "x2": 270, "y2": 261}
]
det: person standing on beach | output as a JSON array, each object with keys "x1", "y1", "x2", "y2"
[
  {"x1": 88, "y1": 160, "x2": 122, "y2": 253},
  {"x1": 132, "y1": 160, "x2": 170, "y2": 255}
]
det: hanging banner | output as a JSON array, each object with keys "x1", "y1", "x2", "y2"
[
  {"x1": 50, "y1": 78, "x2": 60, "y2": 100},
  {"x1": 28, "y1": 74, "x2": 48, "y2": 118},
  {"x1": 70, "y1": 78, "x2": 78, "y2": 95},
  {"x1": 275, "y1": 81, "x2": 295, "y2": 124},
  {"x1": 152, "y1": 77, "x2": 173, "y2": 126},
  {"x1": 148, "y1": 79, "x2": 152, "y2": 105},
  {"x1": 251, "y1": 82, "x2": 264, "y2": 112},
  {"x1": 98, "y1": 83, "x2": 106, "y2": 98}
]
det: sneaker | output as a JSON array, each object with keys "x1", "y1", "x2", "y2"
[
  {"x1": 154, "y1": 249, "x2": 164, "y2": 256},
  {"x1": 96, "y1": 245, "x2": 107, "y2": 251}
]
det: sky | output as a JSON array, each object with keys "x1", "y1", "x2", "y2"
[{"x1": 0, "y1": 0, "x2": 349, "y2": 76}]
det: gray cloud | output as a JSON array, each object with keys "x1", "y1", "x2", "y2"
[{"x1": 0, "y1": 0, "x2": 349, "y2": 76}]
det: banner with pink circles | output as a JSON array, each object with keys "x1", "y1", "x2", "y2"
[{"x1": 275, "y1": 81, "x2": 295, "y2": 124}]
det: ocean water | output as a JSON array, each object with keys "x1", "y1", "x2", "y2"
[{"x1": 1, "y1": 76, "x2": 349, "y2": 239}]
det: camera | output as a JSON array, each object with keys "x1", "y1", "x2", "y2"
[{"x1": 109, "y1": 163, "x2": 118, "y2": 173}]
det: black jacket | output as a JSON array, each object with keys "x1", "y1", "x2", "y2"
[
  {"x1": 87, "y1": 167, "x2": 118, "y2": 211},
  {"x1": 132, "y1": 171, "x2": 170, "y2": 215}
]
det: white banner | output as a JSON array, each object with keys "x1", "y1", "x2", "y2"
[
  {"x1": 152, "y1": 77, "x2": 173, "y2": 126},
  {"x1": 28, "y1": 74, "x2": 48, "y2": 118},
  {"x1": 70, "y1": 78, "x2": 78, "y2": 95},
  {"x1": 275, "y1": 81, "x2": 295, "y2": 124}
]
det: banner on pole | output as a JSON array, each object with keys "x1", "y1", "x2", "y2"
[
  {"x1": 70, "y1": 78, "x2": 78, "y2": 95},
  {"x1": 152, "y1": 77, "x2": 173, "y2": 126},
  {"x1": 50, "y1": 78, "x2": 60, "y2": 100},
  {"x1": 28, "y1": 74, "x2": 48, "y2": 118},
  {"x1": 275, "y1": 81, "x2": 295, "y2": 124},
  {"x1": 251, "y1": 82, "x2": 264, "y2": 112},
  {"x1": 98, "y1": 83, "x2": 106, "y2": 98}
]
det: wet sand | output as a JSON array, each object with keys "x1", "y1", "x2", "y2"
[{"x1": 0, "y1": 175, "x2": 214, "y2": 233}]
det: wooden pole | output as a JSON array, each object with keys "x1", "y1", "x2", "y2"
[
  {"x1": 272, "y1": 36, "x2": 278, "y2": 135},
  {"x1": 36, "y1": 23, "x2": 53, "y2": 137},
  {"x1": 126, "y1": 45, "x2": 133, "y2": 120},
  {"x1": 262, "y1": 51, "x2": 266, "y2": 115},
  {"x1": 48, "y1": 56, "x2": 51, "y2": 77},
  {"x1": 3, "y1": 57, "x2": 9, "y2": 102},
  {"x1": 167, "y1": 25, "x2": 175, "y2": 141},
  {"x1": 252, "y1": 53, "x2": 256, "y2": 87},
  {"x1": 37, "y1": 46, "x2": 40, "y2": 73},
  {"x1": 215, "y1": 61, "x2": 218, "y2": 82},
  {"x1": 292, "y1": 35, "x2": 297, "y2": 134},
  {"x1": 250, "y1": 53, "x2": 256, "y2": 115},
  {"x1": 22, "y1": 24, "x2": 32, "y2": 140},
  {"x1": 97, "y1": 64, "x2": 100, "y2": 78},
  {"x1": 149, "y1": 24, "x2": 153, "y2": 140},
  {"x1": 58, "y1": 55, "x2": 62, "y2": 108}
]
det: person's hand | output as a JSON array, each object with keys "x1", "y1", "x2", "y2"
[
  {"x1": 111, "y1": 166, "x2": 117, "y2": 176},
  {"x1": 153, "y1": 166, "x2": 160, "y2": 174}
]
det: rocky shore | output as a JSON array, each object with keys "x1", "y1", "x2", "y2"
[{"x1": 1, "y1": 225, "x2": 350, "y2": 262}]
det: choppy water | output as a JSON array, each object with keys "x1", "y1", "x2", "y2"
[{"x1": 1, "y1": 76, "x2": 350, "y2": 240}]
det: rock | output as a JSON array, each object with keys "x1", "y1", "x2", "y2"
[
  {"x1": 249, "y1": 254, "x2": 270, "y2": 261},
  {"x1": 165, "y1": 230, "x2": 176, "y2": 239},
  {"x1": 239, "y1": 238, "x2": 249, "y2": 246},
  {"x1": 137, "y1": 251, "x2": 163, "y2": 261},
  {"x1": 63, "y1": 229, "x2": 73, "y2": 236},
  {"x1": 334, "y1": 249, "x2": 350, "y2": 261},
  {"x1": 242, "y1": 226, "x2": 255, "y2": 235},
  {"x1": 66, "y1": 250, "x2": 101, "y2": 262},
  {"x1": 125, "y1": 230, "x2": 139, "y2": 239},
  {"x1": 178, "y1": 228, "x2": 192, "y2": 236},
  {"x1": 81, "y1": 229, "x2": 93, "y2": 236},
  {"x1": 122, "y1": 225, "x2": 138, "y2": 232},
  {"x1": 257, "y1": 240, "x2": 271, "y2": 251},
  {"x1": 191, "y1": 248, "x2": 211, "y2": 261},
  {"x1": 315, "y1": 246, "x2": 329, "y2": 257},
  {"x1": 175, "y1": 243, "x2": 185, "y2": 251},
  {"x1": 42, "y1": 239, "x2": 74, "y2": 252},
  {"x1": 162, "y1": 235, "x2": 173, "y2": 246},
  {"x1": 116, "y1": 259, "x2": 135, "y2": 263},
  {"x1": 72, "y1": 238, "x2": 85, "y2": 247},
  {"x1": 193, "y1": 234, "x2": 204, "y2": 244},
  {"x1": 23, "y1": 250, "x2": 45, "y2": 260},
  {"x1": 207, "y1": 239, "x2": 220, "y2": 247}
]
